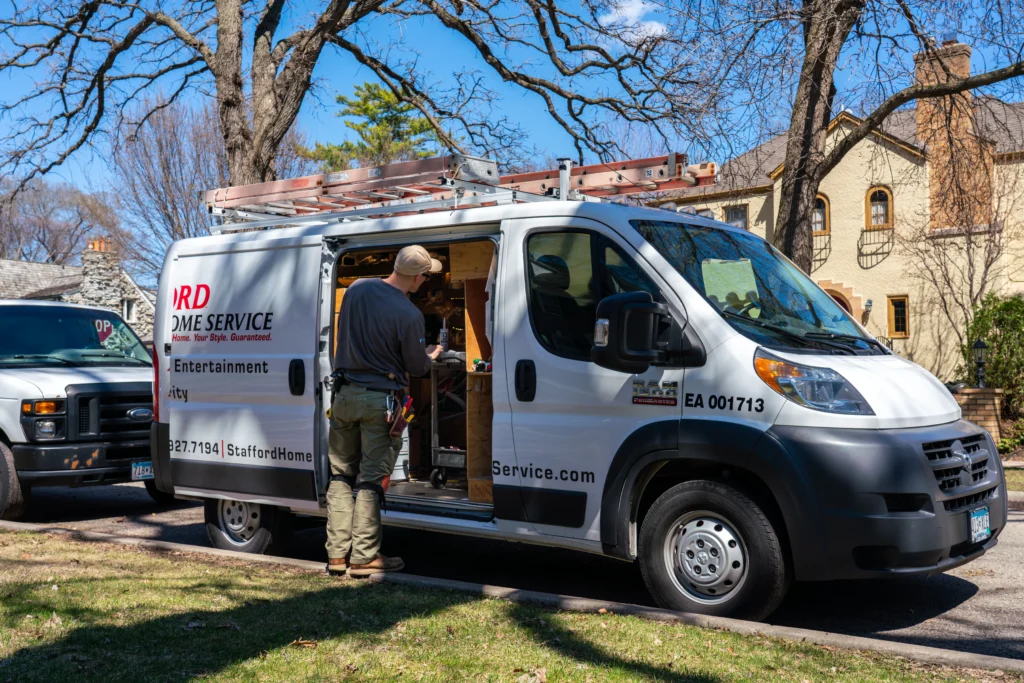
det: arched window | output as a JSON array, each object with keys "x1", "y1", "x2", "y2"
[
  {"x1": 812, "y1": 195, "x2": 830, "y2": 235},
  {"x1": 866, "y1": 187, "x2": 893, "y2": 230}
]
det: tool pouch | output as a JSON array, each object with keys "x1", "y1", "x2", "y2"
[{"x1": 388, "y1": 394, "x2": 412, "y2": 438}]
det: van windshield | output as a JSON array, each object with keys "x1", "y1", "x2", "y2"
[
  {"x1": 0, "y1": 305, "x2": 152, "y2": 367},
  {"x1": 631, "y1": 220, "x2": 885, "y2": 354}
]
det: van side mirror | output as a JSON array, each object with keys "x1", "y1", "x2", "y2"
[{"x1": 592, "y1": 292, "x2": 706, "y2": 374}]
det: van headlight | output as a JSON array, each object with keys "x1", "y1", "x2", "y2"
[{"x1": 754, "y1": 348, "x2": 873, "y2": 415}]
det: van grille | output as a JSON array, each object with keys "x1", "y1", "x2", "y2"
[
  {"x1": 74, "y1": 393, "x2": 152, "y2": 441},
  {"x1": 942, "y1": 486, "x2": 997, "y2": 513},
  {"x1": 921, "y1": 433, "x2": 990, "y2": 493}
]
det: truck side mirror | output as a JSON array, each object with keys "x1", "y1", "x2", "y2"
[
  {"x1": 592, "y1": 292, "x2": 670, "y2": 374},
  {"x1": 592, "y1": 292, "x2": 707, "y2": 373}
]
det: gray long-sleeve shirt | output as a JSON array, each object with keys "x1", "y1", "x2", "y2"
[{"x1": 333, "y1": 278, "x2": 431, "y2": 391}]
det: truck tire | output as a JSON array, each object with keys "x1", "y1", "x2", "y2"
[
  {"x1": 204, "y1": 499, "x2": 293, "y2": 555},
  {"x1": 0, "y1": 442, "x2": 28, "y2": 521},
  {"x1": 639, "y1": 480, "x2": 789, "y2": 621},
  {"x1": 144, "y1": 479, "x2": 177, "y2": 506}
]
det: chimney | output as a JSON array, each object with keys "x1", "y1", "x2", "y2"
[
  {"x1": 914, "y1": 39, "x2": 993, "y2": 230},
  {"x1": 81, "y1": 237, "x2": 123, "y2": 312}
]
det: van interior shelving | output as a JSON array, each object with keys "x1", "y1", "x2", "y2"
[{"x1": 333, "y1": 239, "x2": 496, "y2": 515}]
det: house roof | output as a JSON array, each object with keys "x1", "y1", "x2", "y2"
[
  {"x1": 656, "y1": 98, "x2": 1024, "y2": 204},
  {"x1": 0, "y1": 260, "x2": 82, "y2": 299}
]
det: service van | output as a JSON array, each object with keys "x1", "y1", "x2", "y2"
[
  {"x1": 150, "y1": 155, "x2": 1007, "y2": 620},
  {"x1": 0, "y1": 300, "x2": 158, "y2": 519}
]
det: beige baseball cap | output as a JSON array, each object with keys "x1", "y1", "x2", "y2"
[{"x1": 395, "y1": 245, "x2": 442, "y2": 276}]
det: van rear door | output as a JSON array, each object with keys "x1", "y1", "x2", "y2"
[{"x1": 164, "y1": 234, "x2": 322, "y2": 511}]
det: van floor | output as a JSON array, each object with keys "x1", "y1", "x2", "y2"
[{"x1": 388, "y1": 480, "x2": 468, "y2": 502}]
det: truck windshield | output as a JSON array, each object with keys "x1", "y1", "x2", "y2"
[
  {"x1": 631, "y1": 219, "x2": 884, "y2": 354},
  {"x1": 0, "y1": 305, "x2": 152, "y2": 367}
]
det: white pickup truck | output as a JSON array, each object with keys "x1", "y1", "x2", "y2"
[{"x1": 0, "y1": 300, "x2": 158, "y2": 519}]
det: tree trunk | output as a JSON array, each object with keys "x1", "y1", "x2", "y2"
[{"x1": 773, "y1": 0, "x2": 863, "y2": 271}]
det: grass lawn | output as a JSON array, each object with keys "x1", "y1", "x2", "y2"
[
  {"x1": 0, "y1": 531, "x2": 1015, "y2": 682},
  {"x1": 1005, "y1": 468, "x2": 1024, "y2": 492}
]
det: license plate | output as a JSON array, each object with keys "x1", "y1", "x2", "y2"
[
  {"x1": 969, "y1": 506, "x2": 991, "y2": 544},
  {"x1": 131, "y1": 461, "x2": 154, "y2": 481}
]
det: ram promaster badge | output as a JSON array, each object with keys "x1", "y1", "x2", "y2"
[{"x1": 149, "y1": 155, "x2": 1007, "y2": 620}]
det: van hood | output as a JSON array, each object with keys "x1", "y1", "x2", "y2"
[
  {"x1": 0, "y1": 366, "x2": 153, "y2": 398},
  {"x1": 772, "y1": 351, "x2": 961, "y2": 430}
]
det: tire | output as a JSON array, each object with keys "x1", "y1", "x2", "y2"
[
  {"x1": 144, "y1": 479, "x2": 177, "y2": 505},
  {"x1": 639, "y1": 480, "x2": 789, "y2": 621},
  {"x1": 0, "y1": 442, "x2": 28, "y2": 521},
  {"x1": 204, "y1": 499, "x2": 293, "y2": 555}
]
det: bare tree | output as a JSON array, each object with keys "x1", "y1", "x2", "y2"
[
  {"x1": 0, "y1": 1, "x2": 708, "y2": 194},
  {"x1": 109, "y1": 98, "x2": 314, "y2": 284},
  {"x1": 657, "y1": 0, "x2": 1024, "y2": 271},
  {"x1": 0, "y1": 179, "x2": 117, "y2": 264}
]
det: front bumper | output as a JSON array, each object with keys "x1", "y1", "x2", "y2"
[
  {"x1": 761, "y1": 419, "x2": 1007, "y2": 581},
  {"x1": 12, "y1": 440, "x2": 150, "y2": 487}
]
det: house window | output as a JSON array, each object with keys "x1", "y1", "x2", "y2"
[
  {"x1": 866, "y1": 187, "x2": 893, "y2": 230},
  {"x1": 887, "y1": 296, "x2": 909, "y2": 338},
  {"x1": 812, "y1": 195, "x2": 830, "y2": 235},
  {"x1": 725, "y1": 205, "x2": 748, "y2": 229},
  {"x1": 123, "y1": 299, "x2": 137, "y2": 323},
  {"x1": 696, "y1": 208, "x2": 714, "y2": 219}
]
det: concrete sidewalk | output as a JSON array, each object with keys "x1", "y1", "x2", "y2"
[{"x1": 1, "y1": 519, "x2": 1022, "y2": 676}]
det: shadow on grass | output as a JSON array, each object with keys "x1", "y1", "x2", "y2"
[
  {"x1": 0, "y1": 572, "x2": 724, "y2": 682},
  {"x1": 506, "y1": 603, "x2": 720, "y2": 682}
]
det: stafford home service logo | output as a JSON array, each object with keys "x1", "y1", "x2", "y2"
[{"x1": 171, "y1": 283, "x2": 274, "y2": 343}]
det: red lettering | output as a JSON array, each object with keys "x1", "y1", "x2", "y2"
[
  {"x1": 193, "y1": 284, "x2": 210, "y2": 309},
  {"x1": 178, "y1": 285, "x2": 192, "y2": 310}
]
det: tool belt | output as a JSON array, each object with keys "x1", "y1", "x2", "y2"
[{"x1": 386, "y1": 393, "x2": 414, "y2": 439}]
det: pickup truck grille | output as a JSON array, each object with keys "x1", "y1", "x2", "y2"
[{"x1": 942, "y1": 486, "x2": 997, "y2": 513}]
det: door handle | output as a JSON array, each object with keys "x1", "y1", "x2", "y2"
[
  {"x1": 515, "y1": 359, "x2": 536, "y2": 402},
  {"x1": 288, "y1": 359, "x2": 305, "y2": 396}
]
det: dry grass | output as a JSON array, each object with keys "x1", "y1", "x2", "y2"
[
  {"x1": 1004, "y1": 469, "x2": 1024, "y2": 492},
  {"x1": 0, "y1": 530, "x2": 1018, "y2": 682}
]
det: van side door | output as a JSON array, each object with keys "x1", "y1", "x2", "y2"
[
  {"x1": 164, "y1": 235, "x2": 322, "y2": 511},
  {"x1": 500, "y1": 217, "x2": 686, "y2": 542}
]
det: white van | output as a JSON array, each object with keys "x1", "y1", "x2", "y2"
[
  {"x1": 0, "y1": 301, "x2": 157, "y2": 519},
  {"x1": 151, "y1": 157, "x2": 1007, "y2": 620}
]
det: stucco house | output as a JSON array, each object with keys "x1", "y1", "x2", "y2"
[
  {"x1": 0, "y1": 237, "x2": 155, "y2": 342},
  {"x1": 653, "y1": 40, "x2": 1024, "y2": 381}
]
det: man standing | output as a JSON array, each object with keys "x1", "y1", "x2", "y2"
[{"x1": 327, "y1": 245, "x2": 443, "y2": 577}]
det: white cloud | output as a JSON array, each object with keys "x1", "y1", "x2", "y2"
[{"x1": 598, "y1": 0, "x2": 668, "y2": 39}]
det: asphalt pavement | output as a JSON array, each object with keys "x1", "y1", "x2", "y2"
[{"x1": 19, "y1": 482, "x2": 1024, "y2": 661}]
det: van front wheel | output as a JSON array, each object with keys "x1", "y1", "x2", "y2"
[
  {"x1": 204, "y1": 499, "x2": 292, "y2": 555},
  {"x1": 639, "y1": 480, "x2": 788, "y2": 621}
]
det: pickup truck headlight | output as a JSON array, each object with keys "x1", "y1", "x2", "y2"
[{"x1": 754, "y1": 348, "x2": 873, "y2": 415}]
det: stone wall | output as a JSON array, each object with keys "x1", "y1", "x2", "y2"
[
  {"x1": 67, "y1": 238, "x2": 155, "y2": 342},
  {"x1": 956, "y1": 388, "x2": 1004, "y2": 442}
]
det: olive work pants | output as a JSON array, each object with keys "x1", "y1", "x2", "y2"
[{"x1": 325, "y1": 383, "x2": 402, "y2": 565}]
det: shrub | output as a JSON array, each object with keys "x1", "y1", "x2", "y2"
[{"x1": 964, "y1": 293, "x2": 1024, "y2": 419}]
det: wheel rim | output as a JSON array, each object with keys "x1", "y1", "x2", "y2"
[
  {"x1": 663, "y1": 510, "x2": 748, "y2": 605},
  {"x1": 218, "y1": 499, "x2": 261, "y2": 545}
]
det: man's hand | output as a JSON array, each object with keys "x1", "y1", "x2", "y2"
[{"x1": 426, "y1": 344, "x2": 443, "y2": 360}]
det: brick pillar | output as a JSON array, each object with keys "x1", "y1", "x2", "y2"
[{"x1": 956, "y1": 388, "x2": 1004, "y2": 442}]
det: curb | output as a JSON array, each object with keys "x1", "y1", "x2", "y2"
[
  {"x1": 1, "y1": 520, "x2": 1022, "y2": 675},
  {"x1": 1009, "y1": 490, "x2": 1024, "y2": 503}
]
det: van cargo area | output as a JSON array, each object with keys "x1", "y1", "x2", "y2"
[{"x1": 333, "y1": 239, "x2": 496, "y2": 517}]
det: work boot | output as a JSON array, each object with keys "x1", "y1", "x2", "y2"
[
  {"x1": 348, "y1": 554, "x2": 404, "y2": 577},
  {"x1": 326, "y1": 557, "x2": 348, "y2": 576}
]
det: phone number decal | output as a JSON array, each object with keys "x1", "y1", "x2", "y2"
[
  {"x1": 685, "y1": 393, "x2": 764, "y2": 413},
  {"x1": 169, "y1": 439, "x2": 221, "y2": 455}
]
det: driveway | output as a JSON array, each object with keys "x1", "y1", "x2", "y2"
[{"x1": 21, "y1": 483, "x2": 1023, "y2": 660}]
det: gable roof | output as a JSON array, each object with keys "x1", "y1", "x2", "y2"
[
  {"x1": 0, "y1": 260, "x2": 82, "y2": 299},
  {"x1": 655, "y1": 98, "x2": 1024, "y2": 204}
]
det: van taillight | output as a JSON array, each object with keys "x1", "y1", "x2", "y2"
[{"x1": 153, "y1": 350, "x2": 159, "y2": 419}]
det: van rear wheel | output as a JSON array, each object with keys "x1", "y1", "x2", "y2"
[
  {"x1": 639, "y1": 480, "x2": 788, "y2": 621},
  {"x1": 204, "y1": 499, "x2": 292, "y2": 555}
]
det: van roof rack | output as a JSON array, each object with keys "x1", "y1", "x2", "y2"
[{"x1": 205, "y1": 153, "x2": 716, "y2": 234}]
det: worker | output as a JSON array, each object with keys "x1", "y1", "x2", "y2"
[{"x1": 326, "y1": 245, "x2": 443, "y2": 577}]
